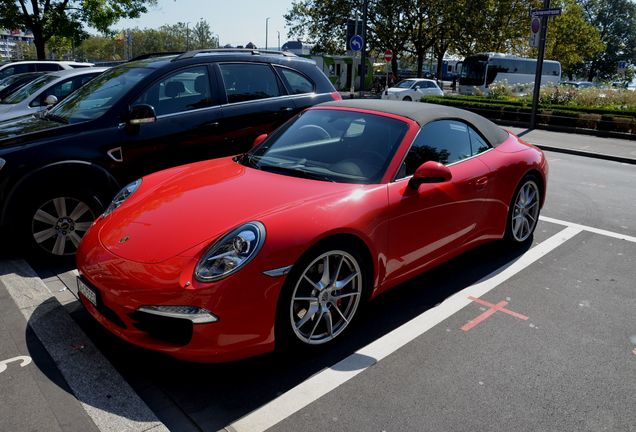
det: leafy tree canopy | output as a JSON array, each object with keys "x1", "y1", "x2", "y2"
[{"x1": 0, "y1": 0, "x2": 157, "y2": 59}]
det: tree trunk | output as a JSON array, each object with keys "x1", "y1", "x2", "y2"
[
  {"x1": 416, "y1": 49, "x2": 425, "y2": 78},
  {"x1": 436, "y1": 50, "x2": 445, "y2": 85},
  {"x1": 31, "y1": 27, "x2": 47, "y2": 59}
]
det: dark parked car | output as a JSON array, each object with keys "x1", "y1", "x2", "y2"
[
  {"x1": 0, "y1": 49, "x2": 340, "y2": 258},
  {"x1": 0, "y1": 72, "x2": 46, "y2": 100}
]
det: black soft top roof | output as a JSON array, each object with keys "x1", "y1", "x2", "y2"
[{"x1": 317, "y1": 99, "x2": 509, "y2": 146}]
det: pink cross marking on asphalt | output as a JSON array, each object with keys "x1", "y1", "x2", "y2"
[{"x1": 461, "y1": 296, "x2": 529, "y2": 331}]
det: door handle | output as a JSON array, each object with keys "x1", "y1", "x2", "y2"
[
  {"x1": 200, "y1": 121, "x2": 220, "y2": 129},
  {"x1": 280, "y1": 107, "x2": 294, "y2": 112},
  {"x1": 475, "y1": 177, "x2": 488, "y2": 190}
]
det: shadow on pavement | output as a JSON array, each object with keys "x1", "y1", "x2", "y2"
[{"x1": 26, "y1": 237, "x2": 534, "y2": 431}]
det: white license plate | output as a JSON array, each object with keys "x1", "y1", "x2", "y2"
[{"x1": 77, "y1": 277, "x2": 97, "y2": 307}]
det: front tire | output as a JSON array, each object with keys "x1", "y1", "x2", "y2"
[
  {"x1": 276, "y1": 242, "x2": 369, "y2": 349},
  {"x1": 19, "y1": 188, "x2": 105, "y2": 259},
  {"x1": 505, "y1": 176, "x2": 541, "y2": 243},
  {"x1": 402, "y1": 96, "x2": 412, "y2": 101}
]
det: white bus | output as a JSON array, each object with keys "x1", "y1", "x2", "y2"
[{"x1": 458, "y1": 53, "x2": 561, "y2": 95}]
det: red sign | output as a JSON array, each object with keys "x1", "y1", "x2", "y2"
[{"x1": 384, "y1": 49, "x2": 393, "y2": 62}]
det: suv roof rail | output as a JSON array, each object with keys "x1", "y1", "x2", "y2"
[
  {"x1": 172, "y1": 49, "x2": 297, "y2": 61},
  {"x1": 129, "y1": 51, "x2": 184, "y2": 61}
]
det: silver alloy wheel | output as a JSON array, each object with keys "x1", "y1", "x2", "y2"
[
  {"x1": 290, "y1": 250, "x2": 363, "y2": 345},
  {"x1": 31, "y1": 196, "x2": 96, "y2": 256},
  {"x1": 511, "y1": 180, "x2": 540, "y2": 242}
]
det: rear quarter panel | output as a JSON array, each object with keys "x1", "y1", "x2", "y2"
[{"x1": 477, "y1": 132, "x2": 547, "y2": 237}]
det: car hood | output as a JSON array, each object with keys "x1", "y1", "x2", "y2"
[
  {"x1": 0, "y1": 114, "x2": 67, "y2": 147},
  {"x1": 0, "y1": 104, "x2": 16, "y2": 114},
  {"x1": 99, "y1": 158, "x2": 364, "y2": 263}
]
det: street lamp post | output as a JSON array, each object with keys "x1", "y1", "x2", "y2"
[
  {"x1": 265, "y1": 17, "x2": 270, "y2": 49},
  {"x1": 185, "y1": 21, "x2": 191, "y2": 51},
  {"x1": 277, "y1": 30, "x2": 280, "y2": 51}
]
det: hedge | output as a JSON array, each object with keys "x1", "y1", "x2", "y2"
[{"x1": 420, "y1": 96, "x2": 636, "y2": 134}]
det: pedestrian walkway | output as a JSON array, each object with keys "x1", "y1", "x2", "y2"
[{"x1": 505, "y1": 126, "x2": 636, "y2": 164}]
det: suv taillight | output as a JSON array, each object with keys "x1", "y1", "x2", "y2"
[{"x1": 330, "y1": 91, "x2": 342, "y2": 101}]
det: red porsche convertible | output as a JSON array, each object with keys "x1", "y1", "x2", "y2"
[{"x1": 76, "y1": 100, "x2": 548, "y2": 362}]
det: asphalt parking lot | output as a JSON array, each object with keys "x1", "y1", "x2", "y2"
[{"x1": 1, "y1": 146, "x2": 636, "y2": 432}]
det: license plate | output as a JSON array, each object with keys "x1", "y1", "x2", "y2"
[{"x1": 77, "y1": 277, "x2": 97, "y2": 307}]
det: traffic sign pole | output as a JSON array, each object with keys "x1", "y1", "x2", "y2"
[
  {"x1": 359, "y1": 0, "x2": 368, "y2": 98},
  {"x1": 530, "y1": 0, "x2": 551, "y2": 129}
]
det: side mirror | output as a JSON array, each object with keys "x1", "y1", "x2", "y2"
[
  {"x1": 414, "y1": 86, "x2": 421, "y2": 90},
  {"x1": 128, "y1": 104, "x2": 157, "y2": 125},
  {"x1": 252, "y1": 133, "x2": 268, "y2": 148},
  {"x1": 408, "y1": 161, "x2": 452, "y2": 189},
  {"x1": 44, "y1": 95, "x2": 58, "y2": 107}
]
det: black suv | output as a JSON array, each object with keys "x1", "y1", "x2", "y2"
[{"x1": 0, "y1": 49, "x2": 340, "y2": 258}]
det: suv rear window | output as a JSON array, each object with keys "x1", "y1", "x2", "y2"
[
  {"x1": 220, "y1": 63, "x2": 283, "y2": 103},
  {"x1": 276, "y1": 67, "x2": 314, "y2": 94}
]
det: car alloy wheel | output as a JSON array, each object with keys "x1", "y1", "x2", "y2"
[
  {"x1": 31, "y1": 196, "x2": 96, "y2": 256},
  {"x1": 289, "y1": 249, "x2": 363, "y2": 345},
  {"x1": 510, "y1": 178, "x2": 540, "y2": 242}
]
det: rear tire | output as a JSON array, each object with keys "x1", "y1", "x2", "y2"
[
  {"x1": 505, "y1": 175, "x2": 541, "y2": 244},
  {"x1": 402, "y1": 96, "x2": 412, "y2": 101}
]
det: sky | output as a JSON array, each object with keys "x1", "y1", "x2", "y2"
[{"x1": 116, "y1": 0, "x2": 296, "y2": 49}]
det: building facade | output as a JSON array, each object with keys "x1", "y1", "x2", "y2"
[{"x1": 0, "y1": 29, "x2": 34, "y2": 61}]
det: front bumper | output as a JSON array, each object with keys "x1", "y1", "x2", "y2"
[{"x1": 76, "y1": 238, "x2": 286, "y2": 363}]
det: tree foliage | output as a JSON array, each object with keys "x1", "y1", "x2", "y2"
[
  {"x1": 74, "y1": 20, "x2": 218, "y2": 61},
  {"x1": 580, "y1": 0, "x2": 636, "y2": 80},
  {"x1": 0, "y1": 0, "x2": 157, "y2": 59},
  {"x1": 540, "y1": 0, "x2": 604, "y2": 79},
  {"x1": 284, "y1": 0, "x2": 636, "y2": 81}
]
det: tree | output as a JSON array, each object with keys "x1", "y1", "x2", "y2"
[
  {"x1": 191, "y1": 19, "x2": 217, "y2": 49},
  {"x1": 540, "y1": 0, "x2": 604, "y2": 79},
  {"x1": 580, "y1": 0, "x2": 636, "y2": 81},
  {"x1": 285, "y1": 0, "x2": 358, "y2": 54},
  {"x1": 451, "y1": 0, "x2": 535, "y2": 57},
  {"x1": 0, "y1": 0, "x2": 157, "y2": 59}
]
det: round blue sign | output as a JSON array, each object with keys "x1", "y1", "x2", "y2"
[{"x1": 350, "y1": 35, "x2": 363, "y2": 51}]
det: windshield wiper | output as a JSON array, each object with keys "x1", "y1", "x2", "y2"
[
  {"x1": 41, "y1": 111, "x2": 68, "y2": 124},
  {"x1": 258, "y1": 164, "x2": 335, "y2": 182}
]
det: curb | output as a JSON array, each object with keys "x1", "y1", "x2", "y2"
[
  {"x1": 0, "y1": 259, "x2": 169, "y2": 432},
  {"x1": 535, "y1": 144, "x2": 636, "y2": 165}
]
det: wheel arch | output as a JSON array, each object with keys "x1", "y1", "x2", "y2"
[
  {"x1": 523, "y1": 168, "x2": 546, "y2": 208},
  {"x1": 1, "y1": 160, "x2": 120, "y2": 226}
]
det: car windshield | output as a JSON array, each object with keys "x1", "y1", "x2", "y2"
[
  {"x1": 0, "y1": 73, "x2": 29, "y2": 90},
  {"x1": 241, "y1": 109, "x2": 409, "y2": 184},
  {"x1": 395, "y1": 80, "x2": 414, "y2": 89},
  {"x1": 0, "y1": 74, "x2": 57, "y2": 104},
  {"x1": 47, "y1": 66, "x2": 154, "y2": 124}
]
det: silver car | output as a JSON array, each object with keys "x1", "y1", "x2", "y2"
[{"x1": 0, "y1": 67, "x2": 107, "y2": 122}]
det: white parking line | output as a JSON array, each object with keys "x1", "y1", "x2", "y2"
[
  {"x1": 539, "y1": 215, "x2": 636, "y2": 243},
  {"x1": 228, "y1": 226, "x2": 582, "y2": 432},
  {"x1": 0, "y1": 260, "x2": 169, "y2": 432}
]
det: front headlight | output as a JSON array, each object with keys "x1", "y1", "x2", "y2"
[
  {"x1": 102, "y1": 179, "x2": 141, "y2": 217},
  {"x1": 195, "y1": 221, "x2": 266, "y2": 282},
  {"x1": 0, "y1": 158, "x2": 5, "y2": 170}
]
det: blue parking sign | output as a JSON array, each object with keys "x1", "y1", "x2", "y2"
[{"x1": 350, "y1": 35, "x2": 363, "y2": 52}]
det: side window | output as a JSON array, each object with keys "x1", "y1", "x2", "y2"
[
  {"x1": 133, "y1": 66, "x2": 213, "y2": 116},
  {"x1": 220, "y1": 63, "x2": 282, "y2": 103},
  {"x1": 400, "y1": 120, "x2": 472, "y2": 177},
  {"x1": 275, "y1": 67, "x2": 314, "y2": 94},
  {"x1": 36, "y1": 63, "x2": 61, "y2": 72},
  {"x1": 468, "y1": 127, "x2": 490, "y2": 155},
  {"x1": 32, "y1": 79, "x2": 74, "y2": 106},
  {"x1": 0, "y1": 67, "x2": 15, "y2": 80}
]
